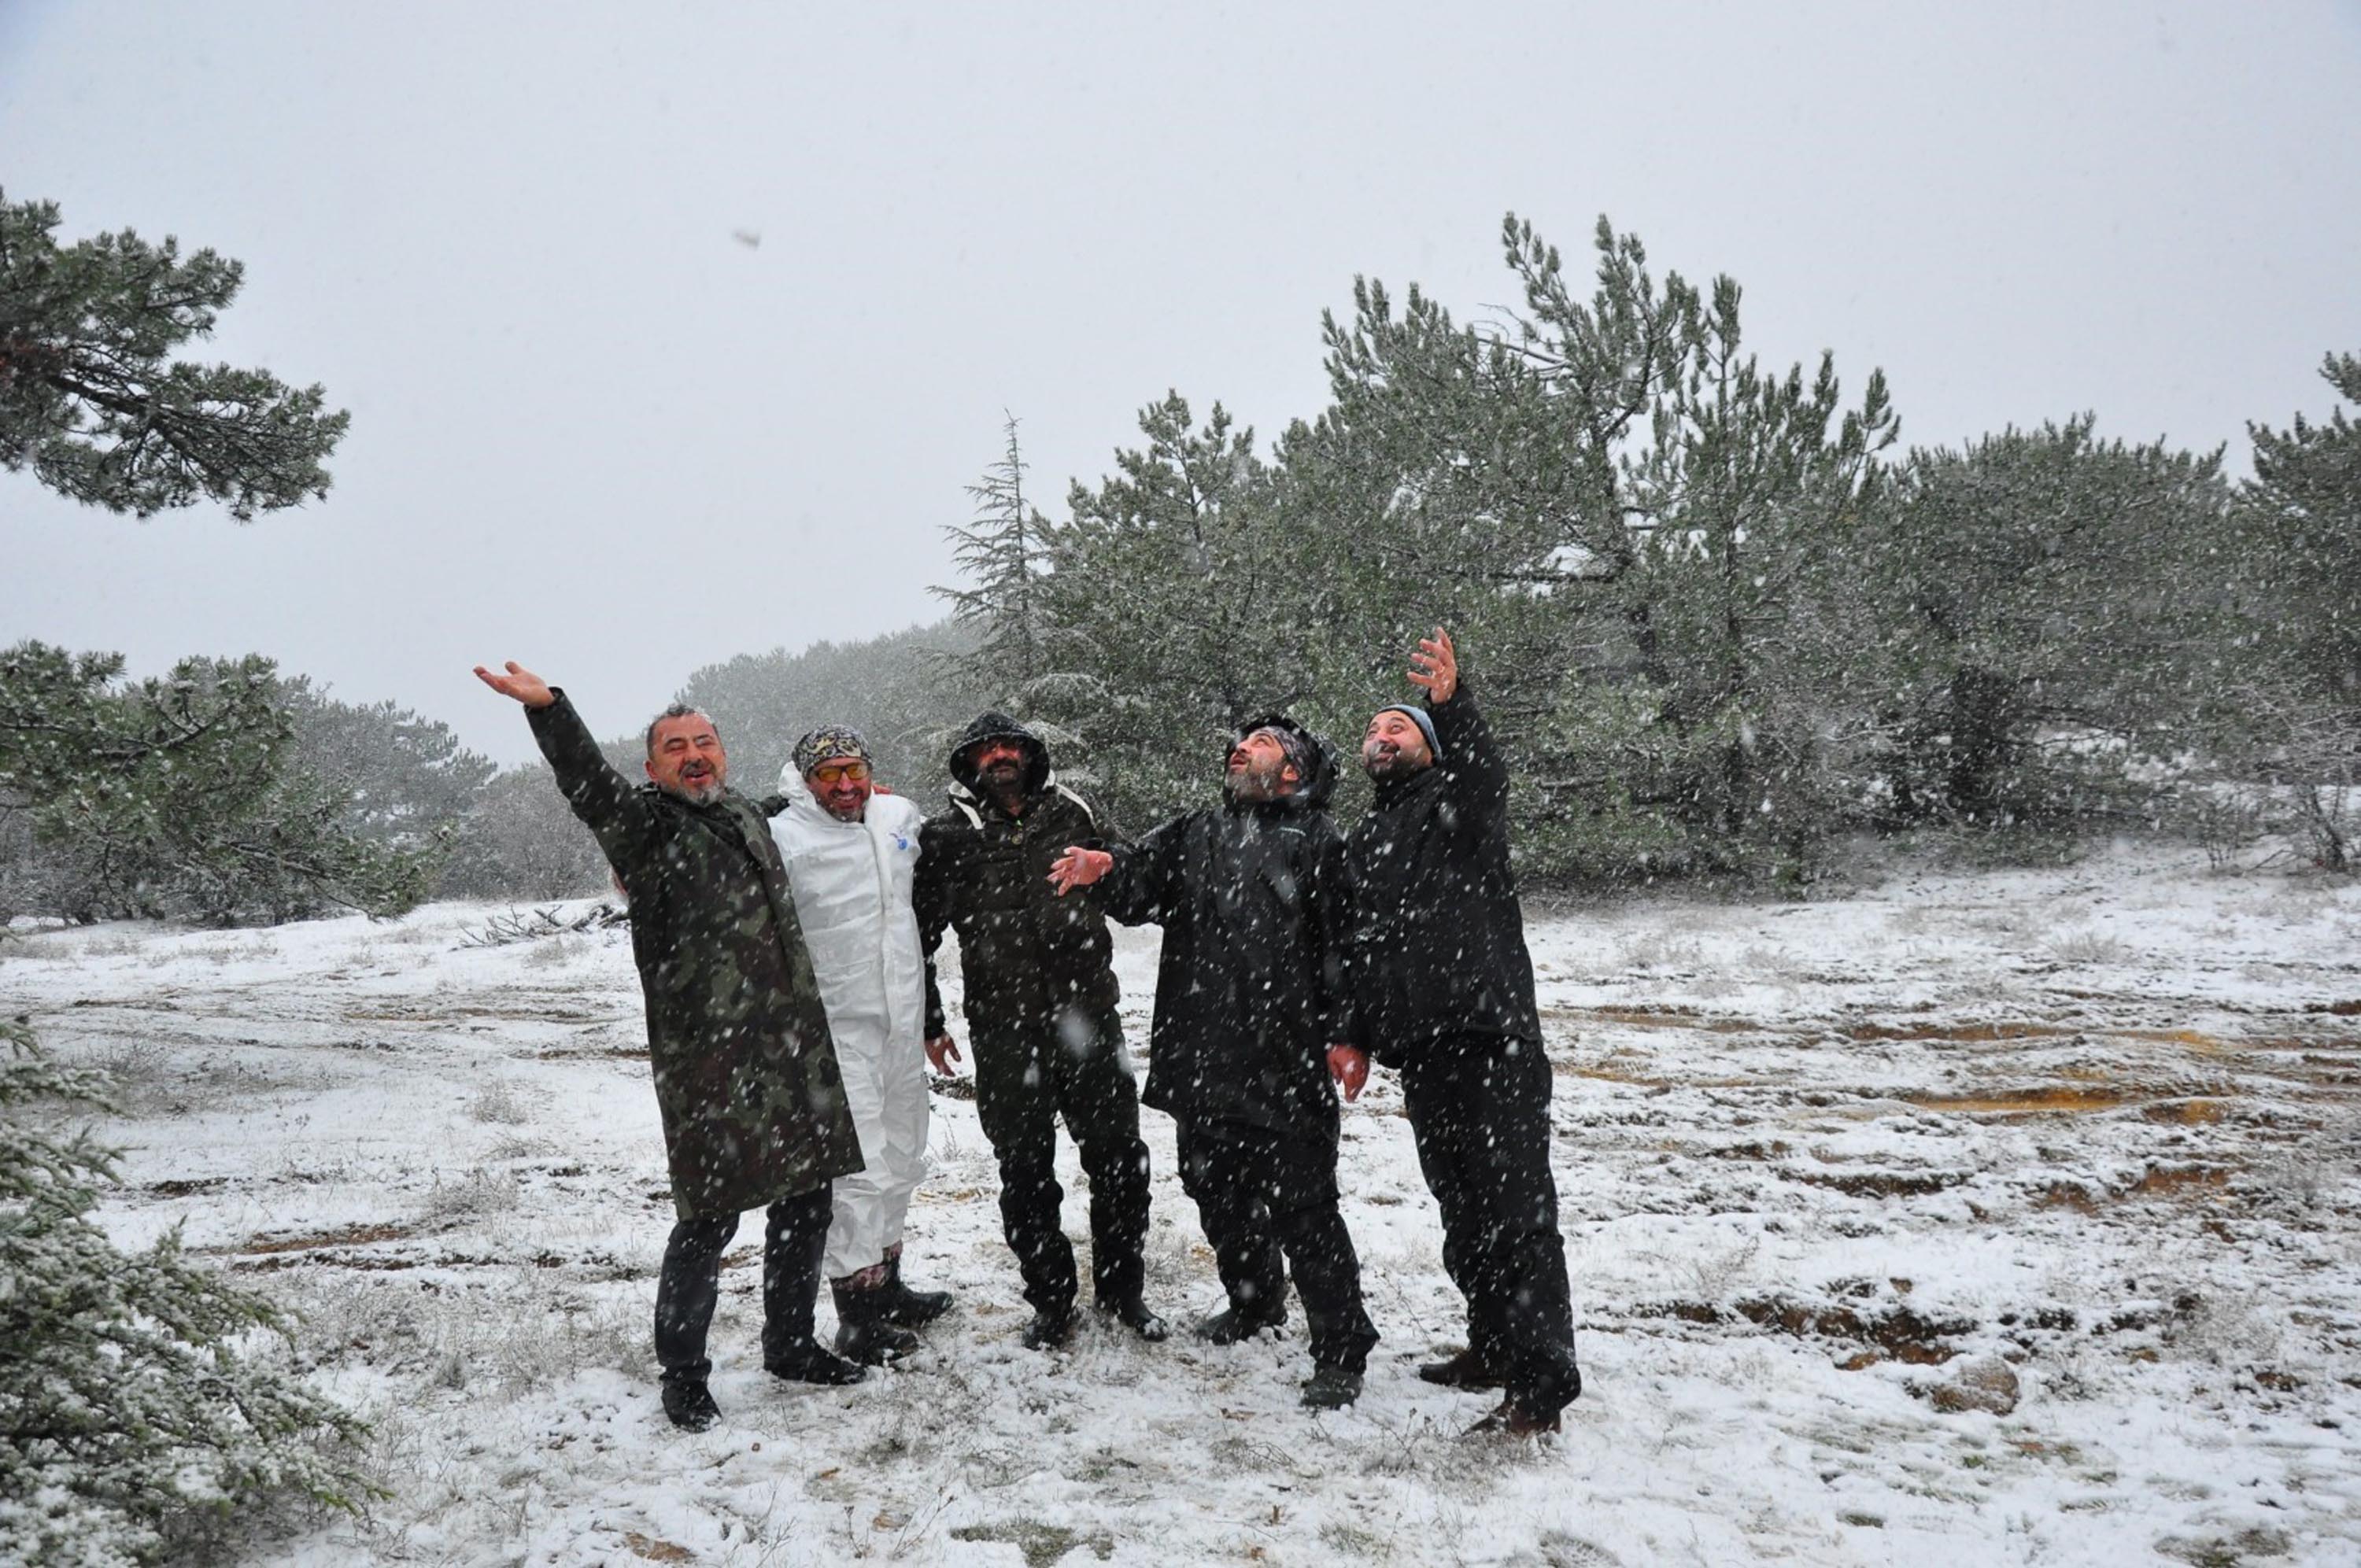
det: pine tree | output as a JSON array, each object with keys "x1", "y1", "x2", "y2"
[
  {"x1": 0, "y1": 644, "x2": 441, "y2": 925},
  {"x1": 1287, "y1": 215, "x2": 1897, "y2": 876},
  {"x1": 0, "y1": 191, "x2": 348, "y2": 519},
  {"x1": 1030, "y1": 393, "x2": 1299, "y2": 824},
  {"x1": 938, "y1": 415, "x2": 1048, "y2": 695},
  {"x1": 1856, "y1": 420, "x2": 2232, "y2": 829},
  {"x1": 0, "y1": 1017, "x2": 369, "y2": 1566},
  {"x1": 283, "y1": 681, "x2": 497, "y2": 848},
  {"x1": 2224, "y1": 352, "x2": 2361, "y2": 868}
]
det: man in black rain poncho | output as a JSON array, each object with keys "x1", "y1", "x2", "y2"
[
  {"x1": 1331, "y1": 628, "x2": 1581, "y2": 1436},
  {"x1": 475, "y1": 662, "x2": 869, "y2": 1433},
  {"x1": 1050, "y1": 716, "x2": 1378, "y2": 1409},
  {"x1": 912, "y1": 713, "x2": 1165, "y2": 1351}
]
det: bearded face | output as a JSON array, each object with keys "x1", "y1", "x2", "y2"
[
  {"x1": 646, "y1": 714, "x2": 728, "y2": 802},
  {"x1": 969, "y1": 739, "x2": 1029, "y2": 794},
  {"x1": 1225, "y1": 729, "x2": 1300, "y2": 803},
  {"x1": 1361, "y1": 710, "x2": 1433, "y2": 781}
]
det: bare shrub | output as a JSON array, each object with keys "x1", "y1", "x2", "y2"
[
  {"x1": 471, "y1": 1079, "x2": 530, "y2": 1126},
  {"x1": 418, "y1": 1170, "x2": 522, "y2": 1223},
  {"x1": 2044, "y1": 928, "x2": 2132, "y2": 965},
  {"x1": 1616, "y1": 929, "x2": 1706, "y2": 972},
  {"x1": 190, "y1": 935, "x2": 280, "y2": 966},
  {"x1": 523, "y1": 935, "x2": 582, "y2": 969}
]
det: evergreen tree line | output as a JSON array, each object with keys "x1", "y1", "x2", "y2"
[
  {"x1": 940, "y1": 215, "x2": 2361, "y2": 880},
  {"x1": 0, "y1": 625, "x2": 995, "y2": 923}
]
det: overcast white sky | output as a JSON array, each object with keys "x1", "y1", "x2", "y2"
[{"x1": 4, "y1": 1, "x2": 2358, "y2": 764}]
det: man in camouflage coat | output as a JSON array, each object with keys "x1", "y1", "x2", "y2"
[{"x1": 477, "y1": 661, "x2": 868, "y2": 1431}]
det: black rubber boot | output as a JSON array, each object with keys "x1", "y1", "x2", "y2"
[
  {"x1": 833, "y1": 1278, "x2": 921, "y2": 1365},
  {"x1": 1022, "y1": 1308, "x2": 1076, "y2": 1352},
  {"x1": 763, "y1": 1340, "x2": 868, "y2": 1385},
  {"x1": 879, "y1": 1253, "x2": 953, "y2": 1328},
  {"x1": 1096, "y1": 1295, "x2": 1169, "y2": 1342},
  {"x1": 661, "y1": 1376, "x2": 721, "y2": 1430},
  {"x1": 1299, "y1": 1366, "x2": 1362, "y2": 1410},
  {"x1": 1195, "y1": 1300, "x2": 1287, "y2": 1345}
]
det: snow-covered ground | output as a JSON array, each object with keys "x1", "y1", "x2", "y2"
[{"x1": 7, "y1": 840, "x2": 2360, "y2": 1566}]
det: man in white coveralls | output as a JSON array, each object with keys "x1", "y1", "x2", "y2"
[{"x1": 766, "y1": 725, "x2": 951, "y2": 1363}]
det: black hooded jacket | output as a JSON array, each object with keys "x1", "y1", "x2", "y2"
[
  {"x1": 914, "y1": 713, "x2": 1121, "y2": 1041},
  {"x1": 1091, "y1": 715, "x2": 1354, "y2": 1142},
  {"x1": 1343, "y1": 683, "x2": 1541, "y2": 1062}
]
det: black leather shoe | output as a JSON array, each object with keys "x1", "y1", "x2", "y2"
[
  {"x1": 1417, "y1": 1345, "x2": 1505, "y2": 1389},
  {"x1": 661, "y1": 1378, "x2": 721, "y2": 1430},
  {"x1": 763, "y1": 1340, "x2": 869, "y2": 1386},
  {"x1": 1022, "y1": 1309, "x2": 1077, "y2": 1352},
  {"x1": 1096, "y1": 1296, "x2": 1169, "y2": 1342},
  {"x1": 1194, "y1": 1302, "x2": 1287, "y2": 1345},
  {"x1": 1300, "y1": 1366, "x2": 1363, "y2": 1410}
]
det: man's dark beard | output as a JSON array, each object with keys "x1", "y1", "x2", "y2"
[
  {"x1": 981, "y1": 758, "x2": 1027, "y2": 812},
  {"x1": 1362, "y1": 747, "x2": 1417, "y2": 784}
]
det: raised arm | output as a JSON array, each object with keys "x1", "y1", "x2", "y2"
[
  {"x1": 1050, "y1": 816, "x2": 1187, "y2": 926},
  {"x1": 475, "y1": 662, "x2": 652, "y2": 861},
  {"x1": 1410, "y1": 629, "x2": 1509, "y2": 828}
]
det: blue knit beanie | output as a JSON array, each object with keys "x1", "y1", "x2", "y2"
[{"x1": 1377, "y1": 703, "x2": 1440, "y2": 756}]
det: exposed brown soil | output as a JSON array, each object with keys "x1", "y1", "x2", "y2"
[
  {"x1": 2140, "y1": 1099, "x2": 2230, "y2": 1125},
  {"x1": 2036, "y1": 1164, "x2": 2235, "y2": 1212},
  {"x1": 1633, "y1": 1296, "x2": 1973, "y2": 1365},
  {"x1": 1783, "y1": 1169, "x2": 1971, "y2": 1199},
  {"x1": 1560, "y1": 1006, "x2": 1763, "y2": 1035},
  {"x1": 147, "y1": 1176, "x2": 231, "y2": 1197},
  {"x1": 232, "y1": 1221, "x2": 414, "y2": 1255},
  {"x1": 1903, "y1": 1087, "x2": 2138, "y2": 1115},
  {"x1": 1848, "y1": 1021, "x2": 2078, "y2": 1044},
  {"x1": 2123, "y1": 1164, "x2": 2233, "y2": 1200}
]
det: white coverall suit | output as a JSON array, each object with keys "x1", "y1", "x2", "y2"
[{"x1": 770, "y1": 769, "x2": 932, "y2": 1280}]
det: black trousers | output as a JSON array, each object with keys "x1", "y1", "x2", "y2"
[
  {"x1": 1174, "y1": 1114, "x2": 1378, "y2": 1374},
  {"x1": 653, "y1": 1183, "x2": 833, "y2": 1384},
  {"x1": 973, "y1": 1005, "x2": 1152, "y2": 1316},
  {"x1": 1399, "y1": 1034, "x2": 1580, "y2": 1414}
]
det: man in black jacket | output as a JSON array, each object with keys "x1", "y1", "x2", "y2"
[
  {"x1": 912, "y1": 714, "x2": 1164, "y2": 1351},
  {"x1": 1051, "y1": 716, "x2": 1378, "y2": 1410},
  {"x1": 1334, "y1": 629, "x2": 1580, "y2": 1436}
]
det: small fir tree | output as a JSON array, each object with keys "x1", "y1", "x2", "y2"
[{"x1": 0, "y1": 1016, "x2": 369, "y2": 1566}]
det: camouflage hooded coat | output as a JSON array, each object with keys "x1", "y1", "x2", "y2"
[{"x1": 528, "y1": 692, "x2": 863, "y2": 1219}]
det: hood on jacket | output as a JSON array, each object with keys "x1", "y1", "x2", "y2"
[
  {"x1": 1232, "y1": 712, "x2": 1339, "y2": 810},
  {"x1": 948, "y1": 710, "x2": 1052, "y2": 799},
  {"x1": 775, "y1": 760, "x2": 848, "y2": 828}
]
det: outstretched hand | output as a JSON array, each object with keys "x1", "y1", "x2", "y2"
[
  {"x1": 1408, "y1": 626, "x2": 1458, "y2": 705},
  {"x1": 475, "y1": 661, "x2": 556, "y2": 709},
  {"x1": 1047, "y1": 847, "x2": 1113, "y2": 896},
  {"x1": 1327, "y1": 1044, "x2": 1369, "y2": 1103}
]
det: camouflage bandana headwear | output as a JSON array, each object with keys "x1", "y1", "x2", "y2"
[
  {"x1": 793, "y1": 726, "x2": 871, "y2": 777},
  {"x1": 1243, "y1": 724, "x2": 1316, "y2": 787}
]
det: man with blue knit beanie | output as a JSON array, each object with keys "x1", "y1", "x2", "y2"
[{"x1": 1332, "y1": 628, "x2": 1581, "y2": 1437}]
